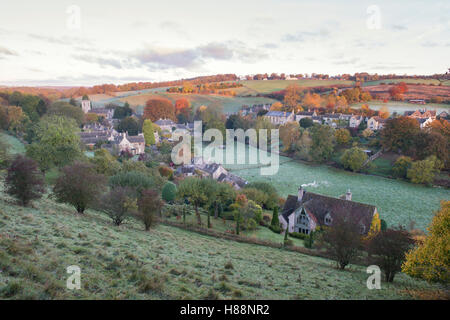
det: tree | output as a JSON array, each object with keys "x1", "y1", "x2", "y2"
[
  {"x1": 177, "y1": 177, "x2": 217, "y2": 225},
  {"x1": 162, "y1": 181, "x2": 177, "y2": 203},
  {"x1": 113, "y1": 103, "x2": 133, "y2": 119},
  {"x1": 174, "y1": 98, "x2": 191, "y2": 120},
  {"x1": 5, "y1": 155, "x2": 44, "y2": 206},
  {"x1": 271, "y1": 206, "x2": 279, "y2": 227},
  {"x1": 52, "y1": 161, "x2": 107, "y2": 214},
  {"x1": 279, "y1": 122, "x2": 300, "y2": 152},
  {"x1": 381, "y1": 117, "x2": 420, "y2": 154},
  {"x1": 319, "y1": 214, "x2": 362, "y2": 269},
  {"x1": 335, "y1": 128, "x2": 351, "y2": 145},
  {"x1": 47, "y1": 101, "x2": 85, "y2": 126},
  {"x1": 402, "y1": 201, "x2": 449, "y2": 284},
  {"x1": 270, "y1": 101, "x2": 283, "y2": 111},
  {"x1": 99, "y1": 187, "x2": 137, "y2": 226},
  {"x1": 367, "y1": 227, "x2": 414, "y2": 282},
  {"x1": 283, "y1": 84, "x2": 302, "y2": 107},
  {"x1": 117, "y1": 116, "x2": 139, "y2": 136},
  {"x1": 244, "y1": 182, "x2": 279, "y2": 209},
  {"x1": 392, "y1": 156, "x2": 412, "y2": 179},
  {"x1": 340, "y1": 147, "x2": 368, "y2": 172},
  {"x1": 362, "y1": 128, "x2": 374, "y2": 138},
  {"x1": 144, "y1": 98, "x2": 175, "y2": 122},
  {"x1": 26, "y1": 116, "x2": 82, "y2": 171},
  {"x1": 407, "y1": 156, "x2": 443, "y2": 185},
  {"x1": 89, "y1": 149, "x2": 121, "y2": 176},
  {"x1": 36, "y1": 99, "x2": 48, "y2": 117},
  {"x1": 137, "y1": 189, "x2": 163, "y2": 231},
  {"x1": 299, "y1": 117, "x2": 313, "y2": 129},
  {"x1": 142, "y1": 119, "x2": 155, "y2": 146},
  {"x1": 301, "y1": 92, "x2": 322, "y2": 109},
  {"x1": 109, "y1": 171, "x2": 157, "y2": 195},
  {"x1": 310, "y1": 125, "x2": 335, "y2": 163}
]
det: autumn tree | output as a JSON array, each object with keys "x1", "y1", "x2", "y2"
[
  {"x1": 367, "y1": 227, "x2": 414, "y2": 282},
  {"x1": 402, "y1": 201, "x2": 449, "y2": 284},
  {"x1": 301, "y1": 92, "x2": 322, "y2": 110},
  {"x1": 137, "y1": 189, "x2": 163, "y2": 231},
  {"x1": 319, "y1": 213, "x2": 362, "y2": 269},
  {"x1": 340, "y1": 147, "x2": 368, "y2": 172},
  {"x1": 381, "y1": 117, "x2": 420, "y2": 154},
  {"x1": 279, "y1": 122, "x2": 300, "y2": 152},
  {"x1": 335, "y1": 128, "x2": 351, "y2": 145},
  {"x1": 144, "y1": 98, "x2": 175, "y2": 122},
  {"x1": 5, "y1": 155, "x2": 44, "y2": 206},
  {"x1": 270, "y1": 101, "x2": 283, "y2": 111},
  {"x1": 52, "y1": 161, "x2": 107, "y2": 214},
  {"x1": 283, "y1": 84, "x2": 302, "y2": 107}
]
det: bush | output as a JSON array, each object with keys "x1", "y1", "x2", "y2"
[
  {"x1": 162, "y1": 181, "x2": 177, "y2": 203},
  {"x1": 392, "y1": 156, "x2": 412, "y2": 179},
  {"x1": 5, "y1": 155, "x2": 44, "y2": 206},
  {"x1": 289, "y1": 232, "x2": 308, "y2": 240},
  {"x1": 340, "y1": 147, "x2": 368, "y2": 172},
  {"x1": 99, "y1": 187, "x2": 137, "y2": 226}
]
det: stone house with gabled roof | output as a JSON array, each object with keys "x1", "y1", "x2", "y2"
[
  {"x1": 113, "y1": 132, "x2": 145, "y2": 155},
  {"x1": 264, "y1": 110, "x2": 295, "y2": 125},
  {"x1": 279, "y1": 187, "x2": 380, "y2": 235}
]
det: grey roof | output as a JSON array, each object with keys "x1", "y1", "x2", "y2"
[
  {"x1": 265, "y1": 111, "x2": 291, "y2": 117},
  {"x1": 155, "y1": 119, "x2": 176, "y2": 126},
  {"x1": 281, "y1": 191, "x2": 376, "y2": 235}
]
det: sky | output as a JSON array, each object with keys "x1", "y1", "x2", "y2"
[{"x1": 0, "y1": 0, "x2": 449, "y2": 86}]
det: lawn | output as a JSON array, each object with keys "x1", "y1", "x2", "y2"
[
  {"x1": 350, "y1": 100, "x2": 450, "y2": 115},
  {"x1": 363, "y1": 79, "x2": 450, "y2": 86},
  {"x1": 0, "y1": 180, "x2": 443, "y2": 300}
]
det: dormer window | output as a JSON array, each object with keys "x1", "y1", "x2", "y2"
[
  {"x1": 324, "y1": 213, "x2": 332, "y2": 226},
  {"x1": 359, "y1": 222, "x2": 366, "y2": 234}
]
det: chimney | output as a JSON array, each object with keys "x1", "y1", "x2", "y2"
[
  {"x1": 298, "y1": 186, "x2": 304, "y2": 202},
  {"x1": 346, "y1": 189, "x2": 352, "y2": 201}
]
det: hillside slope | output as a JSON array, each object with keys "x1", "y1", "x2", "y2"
[{"x1": 0, "y1": 181, "x2": 442, "y2": 300}]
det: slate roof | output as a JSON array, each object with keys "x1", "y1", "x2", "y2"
[
  {"x1": 281, "y1": 191, "x2": 377, "y2": 235},
  {"x1": 266, "y1": 111, "x2": 291, "y2": 117}
]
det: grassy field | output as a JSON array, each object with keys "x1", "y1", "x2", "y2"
[
  {"x1": 0, "y1": 180, "x2": 443, "y2": 300},
  {"x1": 350, "y1": 100, "x2": 450, "y2": 114},
  {"x1": 118, "y1": 92, "x2": 276, "y2": 114},
  {"x1": 238, "y1": 80, "x2": 355, "y2": 95},
  {"x1": 0, "y1": 132, "x2": 25, "y2": 154}
]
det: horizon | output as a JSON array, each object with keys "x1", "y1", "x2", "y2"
[{"x1": 1, "y1": 0, "x2": 449, "y2": 86}]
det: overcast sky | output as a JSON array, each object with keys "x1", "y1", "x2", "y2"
[{"x1": 0, "y1": 0, "x2": 449, "y2": 86}]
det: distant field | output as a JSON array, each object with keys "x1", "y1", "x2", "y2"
[
  {"x1": 239, "y1": 79, "x2": 355, "y2": 95},
  {"x1": 350, "y1": 100, "x2": 450, "y2": 114},
  {"x1": 118, "y1": 92, "x2": 276, "y2": 114},
  {"x1": 0, "y1": 132, "x2": 25, "y2": 154},
  {"x1": 364, "y1": 79, "x2": 450, "y2": 86}
]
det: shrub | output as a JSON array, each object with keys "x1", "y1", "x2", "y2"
[
  {"x1": 161, "y1": 181, "x2": 177, "y2": 203},
  {"x1": 289, "y1": 232, "x2": 308, "y2": 240},
  {"x1": 268, "y1": 224, "x2": 281, "y2": 234},
  {"x1": 52, "y1": 161, "x2": 107, "y2": 213},
  {"x1": 5, "y1": 155, "x2": 44, "y2": 206},
  {"x1": 407, "y1": 156, "x2": 443, "y2": 185}
]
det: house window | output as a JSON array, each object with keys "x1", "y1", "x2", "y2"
[{"x1": 359, "y1": 223, "x2": 366, "y2": 234}]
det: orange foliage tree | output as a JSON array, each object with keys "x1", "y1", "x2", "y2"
[{"x1": 143, "y1": 98, "x2": 176, "y2": 122}]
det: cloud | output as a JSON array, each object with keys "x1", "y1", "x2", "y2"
[
  {"x1": 391, "y1": 24, "x2": 408, "y2": 31},
  {"x1": 28, "y1": 34, "x2": 92, "y2": 46},
  {"x1": 131, "y1": 41, "x2": 267, "y2": 70},
  {"x1": 0, "y1": 46, "x2": 18, "y2": 58},
  {"x1": 72, "y1": 54, "x2": 125, "y2": 69},
  {"x1": 282, "y1": 29, "x2": 331, "y2": 42}
]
